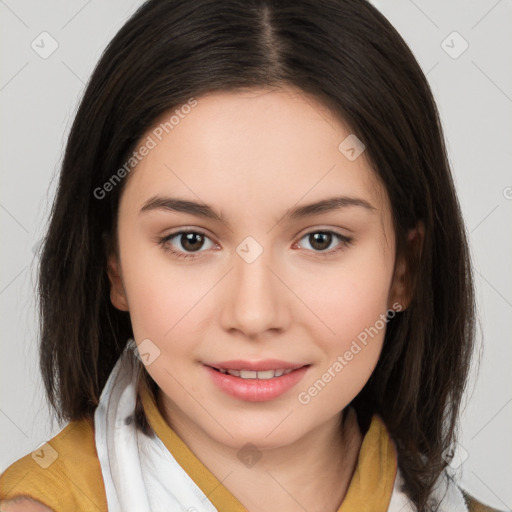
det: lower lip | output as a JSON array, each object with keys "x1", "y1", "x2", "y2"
[{"x1": 204, "y1": 365, "x2": 309, "y2": 402}]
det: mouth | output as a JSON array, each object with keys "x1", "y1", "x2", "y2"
[
  {"x1": 203, "y1": 360, "x2": 310, "y2": 402},
  {"x1": 210, "y1": 368, "x2": 297, "y2": 379}
]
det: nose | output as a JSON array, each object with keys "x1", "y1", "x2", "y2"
[{"x1": 219, "y1": 246, "x2": 290, "y2": 340}]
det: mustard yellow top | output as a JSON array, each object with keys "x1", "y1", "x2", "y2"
[{"x1": 0, "y1": 384, "x2": 397, "y2": 511}]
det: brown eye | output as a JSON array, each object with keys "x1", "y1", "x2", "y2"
[
  {"x1": 180, "y1": 232, "x2": 205, "y2": 252},
  {"x1": 308, "y1": 232, "x2": 333, "y2": 251},
  {"x1": 159, "y1": 230, "x2": 215, "y2": 259},
  {"x1": 297, "y1": 230, "x2": 352, "y2": 255}
]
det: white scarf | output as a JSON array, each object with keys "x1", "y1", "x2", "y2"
[{"x1": 94, "y1": 340, "x2": 469, "y2": 512}]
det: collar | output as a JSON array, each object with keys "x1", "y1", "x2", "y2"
[{"x1": 140, "y1": 381, "x2": 397, "y2": 512}]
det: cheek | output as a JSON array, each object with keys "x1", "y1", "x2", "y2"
[
  {"x1": 119, "y1": 240, "x2": 208, "y2": 341},
  {"x1": 120, "y1": 250, "x2": 211, "y2": 394},
  {"x1": 299, "y1": 245, "x2": 394, "y2": 346},
  {"x1": 294, "y1": 245, "x2": 394, "y2": 404}
]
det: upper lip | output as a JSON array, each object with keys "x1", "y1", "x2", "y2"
[{"x1": 206, "y1": 359, "x2": 308, "y2": 371}]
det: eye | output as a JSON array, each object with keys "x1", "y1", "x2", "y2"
[
  {"x1": 159, "y1": 228, "x2": 353, "y2": 260},
  {"x1": 159, "y1": 230, "x2": 216, "y2": 259},
  {"x1": 295, "y1": 230, "x2": 352, "y2": 255}
]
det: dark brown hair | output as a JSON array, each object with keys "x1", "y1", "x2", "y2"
[{"x1": 38, "y1": 0, "x2": 475, "y2": 509}]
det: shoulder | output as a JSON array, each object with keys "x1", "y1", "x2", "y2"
[
  {"x1": 462, "y1": 490, "x2": 506, "y2": 512},
  {"x1": 441, "y1": 472, "x2": 505, "y2": 512},
  {"x1": 430, "y1": 473, "x2": 505, "y2": 512},
  {"x1": 0, "y1": 496, "x2": 54, "y2": 511},
  {"x1": 389, "y1": 467, "x2": 505, "y2": 512},
  {"x1": 0, "y1": 418, "x2": 107, "y2": 512}
]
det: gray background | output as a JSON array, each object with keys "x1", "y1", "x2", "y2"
[{"x1": 1, "y1": 0, "x2": 511, "y2": 509}]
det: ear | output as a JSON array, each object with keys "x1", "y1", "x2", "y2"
[
  {"x1": 388, "y1": 222, "x2": 425, "y2": 311},
  {"x1": 107, "y1": 253, "x2": 129, "y2": 311}
]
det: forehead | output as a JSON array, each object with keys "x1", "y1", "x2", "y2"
[{"x1": 122, "y1": 86, "x2": 387, "y2": 216}]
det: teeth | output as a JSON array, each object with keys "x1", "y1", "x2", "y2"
[
  {"x1": 220, "y1": 368, "x2": 295, "y2": 379},
  {"x1": 240, "y1": 370, "x2": 257, "y2": 378},
  {"x1": 255, "y1": 370, "x2": 275, "y2": 380}
]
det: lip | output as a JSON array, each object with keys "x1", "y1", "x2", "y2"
[
  {"x1": 207, "y1": 359, "x2": 305, "y2": 371},
  {"x1": 204, "y1": 361, "x2": 310, "y2": 402}
]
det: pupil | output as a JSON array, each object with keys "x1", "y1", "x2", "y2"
[
  {"x1": 310, "y1": 232, "x2": 331, "y2": 251},
  {"x1": 182, "y1": 233, "x2": 203, "y2": 251}
]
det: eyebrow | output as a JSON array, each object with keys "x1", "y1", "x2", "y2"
[{"x1": 139, "y1": 195, "x2": 376, "y2": 227}]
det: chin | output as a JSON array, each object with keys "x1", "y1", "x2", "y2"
[{"x1": 202, "y1": 411, "x2": 309, "y2": 451}]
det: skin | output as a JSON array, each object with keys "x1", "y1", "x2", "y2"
[
  {"x1": 108, "y1": 86, "x2": 412, "y2": 512},
  {"x1": 0, "y1": 498, "x2": 54, "y2": 512}
]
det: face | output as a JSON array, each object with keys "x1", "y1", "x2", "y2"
[{"x1": 108, "y1": 86, "x2": 408, "y2": 451}]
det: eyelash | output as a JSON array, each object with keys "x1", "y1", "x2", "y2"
[{"x1": 158, "y1": 229, "x2": 353, "y2": 260}]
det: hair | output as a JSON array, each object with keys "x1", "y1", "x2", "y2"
[{"x1": 37, "y1": 0, "x2": 475, "y2": 509}]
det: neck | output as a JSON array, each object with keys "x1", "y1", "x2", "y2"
[{"x1": 157, "y1": 390, "x2": 363, "y2": 512}]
